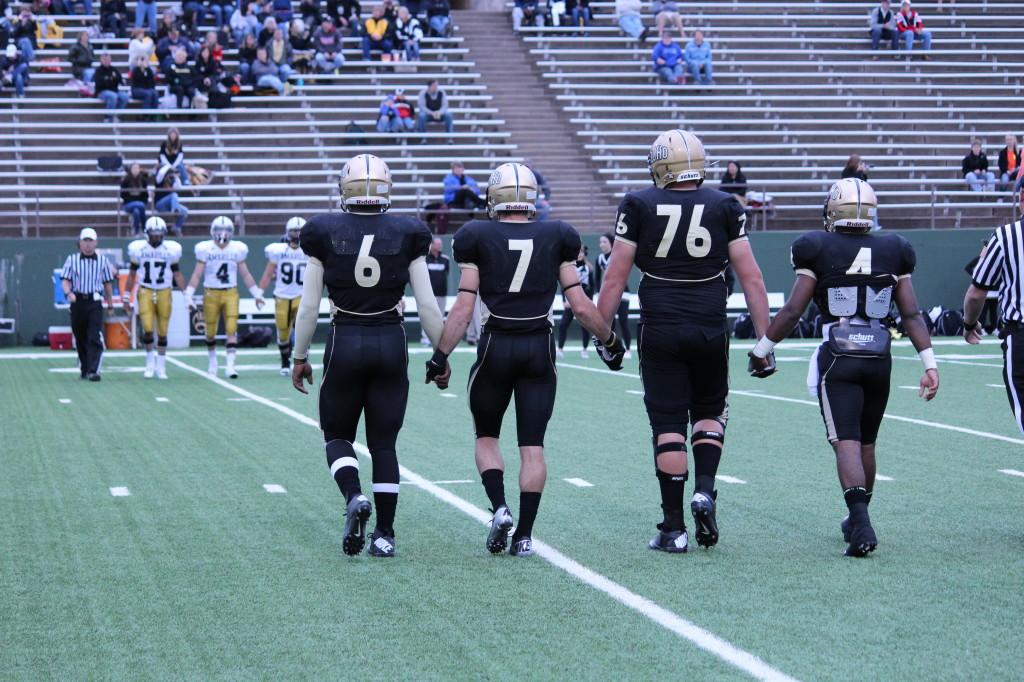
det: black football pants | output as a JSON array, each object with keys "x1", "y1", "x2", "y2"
[{"x1": 70, "y1": 298, "x2": 104, "y2": 376}]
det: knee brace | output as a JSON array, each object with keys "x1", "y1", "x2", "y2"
[
  {"x1": 654, "y1": 440, "x2": 687, "y2": 465},
  {"x1": 157, "y1": 336, "x2": 168, "y2": 349},
  {"x1": 691, "y1": 429, "x2": 725, "y2": 448},
  {"x1": 142, "y1": 332, "x2": 155, "y2": 345}
]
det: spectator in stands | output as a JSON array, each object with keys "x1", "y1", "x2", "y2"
[
  {"x1": 998, "y1": 134, "x2": 1021, "y2": 191},
  {"x1": 381, "y1": 0, "x2": 398, "y2": 22},
  {"x1": 615, "y1": 0, "x2": 648, "y2": 41},
  {"x1": 325, "y1": 0, "x2": 360, "y2": 35},
  {"x1": 841, "y1": 153, "x2": 869, "y2": 181},
  {"x1": 417, "y1": 78, "x2": 453, "y2": 135},
  {"x1": 128, "y1": 27, "x2": 155, "y2": 67},
  {"x1": 425, "y1": 0, "x2": 450, "y2": 37},
  {"x1": 568, "y1": 0, "x2": 590, "y2": 32},
  {"x1": 11, "y1": 7, "x2": 37, "y2": 62},
  {"x1": 444, "y1": 162, "x2": 487, "y2": 211},
  {"x1": 405, "y1": 0, "x2": 423, "y2": 19},
  {"x1": 120, "y1": 163, "x2": 150, "y2": 233},
  {"x1": 896, "y1": 0, "x2": 931, "y2": 56},
  {"x1": 719, "y1": 160, "x2": 747, "y2": 205},
  {"x1": 652, "y1": 32, "x2": 684, "y2": 84},
  {"x1": 313, "y1": 17, "x2": 344, "y2": 71},
  {"x1": 100, "y1": 0, "x2": 128, "y2": 37},
  {"x1": 157, "y1": 27, "x2": 194, "y2": 73},
  {"x1": 154, "y1": 165, "x2": 188, "y2": 234},
  {"x1": 237, "y1": 32, "x2": 258, "y2": 82},
  {"x1": 0, "y1": 43, "x2": 29, "y2": 98},
  {"x1": 230, "y1": 2, "x2": 259, "y2": 44},
  {"x1": 271, "y1": 0, "x2": 293, "y2": 23},
  {"x1": 211, "y1": 0, "x2": 234, "y2": 29},
  {"x1": 394, "y1": 5, "x2": 422, "y2": 61},
  {"x1": 135, "y1": 0, "x2": 158, "y2": 34},
  {"x1": 195, "y1": 43, "x2": 223, "y2": 95},
  {"x1": 258, "y1": 16, "x2": 278, "y2": 45},
  {"x1": 202, "y1": 31, "x2": 224, "y2": 62},
  {"x1": 650, "y1": 0, "x2": 685, "y2": 38},
  {"x1": 376, "y1": 93, "x2": 402, "y2": 132},
  {"x1": 298, "y1": 0, "x2": 320, "y2": 27},
  {"x1": 156, "y1": 9, "x2": 181, "y2": 40},
  {"x1": 94, "y1": 52, "x2": 130, "y2": 121},
  {"x1": 68, "y1": 31, "x2": 95, "y2": 83},
  {"x1": 251, "y1": 45, "x2": 288, "y2": 94},
  {"x1": 289, "y1": 18, "x2": 314, "y2": 73},
  {"x1": 362, "y1": 5, "x2": 392, "y2": 60},
  {"x1": 182, "y1": 0, "x2": 208, "y2": 37},
  {"x1": 511, "y1": 0, "x2": 543, "y2": 33},
  {"x1": 962, "y1": 140, "x2": 996, "y2": 193},
  {"x1": 167, "y1": 48, "x2": 198, "y2": 108},
  {"x1": 394, "y1": 87, "x2": 415, "y2": 129},
  {"x1": 868, "y1": 0, "x2": 898, "y2": 53},
  {"x1": 130, "y1": 55, "x2": 159, "y2": 109},
  {"x1": 684, "y1": 30, "x2": 713, "y2": 85},
  {"x1": 267, "y1": 27, "x2": 294, "y2": 81}
]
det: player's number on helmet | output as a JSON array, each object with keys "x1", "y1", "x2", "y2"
[
  {"x1": 355, "y1": 234, "x2": 381, "y2": 288},
  {"x1": 846, "y1": 247, "x2": 872, "y2": 275},
  {"x1": 508, "y1": 239, "x2": 534, "y2": 293},
  {"x1": 656, "y1": 204, "x2": 711, "y2": 259}
]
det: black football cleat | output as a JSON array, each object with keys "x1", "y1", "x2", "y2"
[
  {"x1": 691, "y1": 491, "x2": 719, "y2": 548},
  {"x1": 840, "y1": 515, "x2": 852, "y2": 543},
  {"x1": 342, "y1": 494, "x2": 372, "y2": 556},
  {"x1": 649, "y1": 524, "x2": 688, "y2": 553},
  {"x1": 844, "y1": 523, "x2": 878, "y2": 558},
  {"x1": 367, "y1": 529, "x2": 396, "y2": 558},
  {"x1": 486, "y1": 505, "x2": 514, "y2": 554},
  {"x1": 509, "y1": 536, "x2": 534, "y2": 557}
]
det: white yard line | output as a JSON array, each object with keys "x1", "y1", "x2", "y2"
[
  {"x1": 262, "y1": 484, "x2": 288, "y2": 494},
  {"x1": 428, "y1": 479, "x2": 474, "y2": 485},
  {"x1": 439, "y1": 393, "x2": 458, "y2": 398},
  {"x1": 164, "y1": 354, "x2": 798, "y2": 682},
  {"x1": 875, "y1": 475, "x2": 895, "y2": 482},
  {"x1": 998, "y1": 469, "x2": 1024, "y2": 478},
  {"x1": 716, "y1": 475, "x2": 747, "y2": 485},
  {"x1": 564, "y1": 478, "x2": 595, "y2": 488},
  {"x1": 155, "y1": 397, "x2": 169, "y2": 403},
  {"x1": 109, "y1": 486, "x2": 131, "y2": 497},
  {"x1": 58, "y1": 398, "x2": 72, "y2": 404}
]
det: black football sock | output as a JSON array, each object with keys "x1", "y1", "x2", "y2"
[
  {"x1": 656, "y1": 469, "x2": 687, "y2": 532},
  {"x1": 513, "y1": 491, "x2": 542, "y2": 540},
  {"x1": 325, "y1": 438, "x2": 361, "y2": 503},
  {"x1": 692, "y1": 443, "x2": 721, "y2": 495},
  {"x1": 371, "y1": 447, "x2": 400, "y2": 536},
  {"x1": 480, "y1": 468, "x2": 506, "y2": 511},
  {"x1": 865, "y1": 489, "x2": 873, "y2": 507},
  {"x1": 843, "y1": 486, "x2": 870, "y2": 527},
  {"x1": 278, "y1": 342, "x2": 291, "y2": 368}
]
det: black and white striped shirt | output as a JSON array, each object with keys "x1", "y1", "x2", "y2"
[
  {"x1": 972, "y1": 220, "x2": 1024, "y2": 323},
  {"x1": 61, "y1": 252, "x2": 114, "y2": 294}
]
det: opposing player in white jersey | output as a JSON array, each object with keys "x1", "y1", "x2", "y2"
[
  {"x1": 123, "y1": 217, "x2": 186, "y2": 379},
  {"x1": 259, "y1": 217, "x2": 310, "y2": 376},
  {"x1": 185, "y1": 216, "x2": 265, "y2": 378}
]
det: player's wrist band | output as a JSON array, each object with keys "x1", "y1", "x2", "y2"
[
  {"x1": 293, "y1": 356, "x2": 307, "y2": 363},
  {"x1": 562, "y1": 282, "x2": 581, "y2": 292},
  {"x1": 458, "y1": 288, "x2": 477, "y2": 295},
  {"x1": 752, "y1": 336, "x2": 777, "y2": 359},
  {"x1": 184, "y1": 286, "x2": 195, "y2": 297},
  {"x1": 603, "y1": 331, "x2": 617, "y2": 347},
  {"x1": 963, "y1": 319, "x2": 978, "y2": 330},
  {"x1": 919, "y1": 348, "x2": 937, "y2": 371},
  {"x1": 249, "y1": 285, "x2": 263, "y2": 299}
]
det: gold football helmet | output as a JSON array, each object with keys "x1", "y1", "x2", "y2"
[
  {"x1": 823, "y1": 178, "x2": 877, "y2": 233},
  {"x1": 486, "y1": 162, "x2": 538, "y2": 220},
  {"x1": 339, "y1": 154, "x2": 392, "y2": 212},
  {"x1": 647, "y1": 129, "x2": 706, "y2": 188}
]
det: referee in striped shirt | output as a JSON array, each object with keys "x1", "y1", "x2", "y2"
[
  {"x1": 964, "y1": 219, "x2": 1024, "y2": 434},
  {"x1": 61, "y1": 227, "x2": 115, "y2": 381}
]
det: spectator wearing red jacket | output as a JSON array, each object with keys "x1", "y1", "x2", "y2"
[
  {"x1": 896, "y1": 1, "x2": 931, "y2": 55},
  {"x1": 998, "y1": 134, "x2": 1022, "y2": 191}
]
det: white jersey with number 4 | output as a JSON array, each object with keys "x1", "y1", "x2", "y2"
[
  {"x1": 127, "y1": 239, "x2": 183, "y2": 290},
  {"x1": 264, "y1": 242, "x2": 310, "y2": 299},
  {"x1": 196, "y1": 239, "x2": 249, "y2": 289}
]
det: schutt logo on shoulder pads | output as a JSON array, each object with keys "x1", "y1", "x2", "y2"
[{"x1": 848, "y1": 333, "x2": 876, "y2": 344}]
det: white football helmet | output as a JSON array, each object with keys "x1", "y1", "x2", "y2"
[
  {"x1": 210, "y1": 216, "x2": 234, "y2": 244},
  {"x1": 824, "y1": 178, "x2": 877, "y2": 233},
  {"x1": 144, "y1": 216, "x2": 167, "y2": 245},
  {"x1": 285, "y1": 216, "x2": 305, "y2": 243}
]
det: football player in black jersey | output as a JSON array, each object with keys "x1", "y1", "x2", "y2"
[
  {"x1": 290, "y1": 154, "x2": 447, "y2": 559},
  {"x1": 597, "y1": 130, "x2": 772, "y2": 554},
  {"x1": 749, "y1": 178, "x2": 939, "y2": 557},
  {"x1": 425, "y1": 163, "x2": 625, "y2": 557}
]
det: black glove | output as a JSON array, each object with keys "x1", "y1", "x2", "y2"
[
  {"x1": 593, "y1": 331, "x2": 626, "y2": 371},
  {"x1": 425, "y1": 348, "x2": 448, "y2": 384},
  {"x1": 746, "y1": 351, "x2": 777, "y2": 379}
]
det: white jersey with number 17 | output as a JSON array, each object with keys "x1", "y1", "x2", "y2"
[
  {"x1": 264, "y1": 242, "x2": 309, "y2": 299},
  {"x1": 127, "y1": 239, "x2": 183, "y2": 290},
  {"x1": 196, "y1": 239, "x2": 249, "y2": 289}
]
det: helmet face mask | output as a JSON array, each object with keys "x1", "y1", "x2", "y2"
[
  {"x1": 824, "y1": 178, "x2": 877, "y2": 233},
  {"x1": 210, "y1": 215, "x2": 234, "y2": 245},
  {"x1": 340, "y1": 154, "x2": 392, "y2": 213},
  {"x1": 285, "y1": 216, "x2": 305, "y2": 244},
  {"x1": 648, "y1": 129, "x2": 707, "y2": 189},
  {"x1": 144, "y1": 216, "x2": 167, "y2": 246},
  {"x1": 486, "y1": 163, "x2": 538, "y2": 221}
]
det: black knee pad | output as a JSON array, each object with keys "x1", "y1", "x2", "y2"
[
  {"x1": 691, "y1": 429, "x2": 725, "y2": 447},
  {"x1": 142, "y1": 332, "x2": 155, "y2": 345},
  {"x1": 205, "y1": 339, "x2": 217, "y2": 349},
  {"x1": 226, "y1": 342, "x2": 237, "y2": 350},
  {"x1": 157, "y1": 336, "x2": 168, "y2": 349}
]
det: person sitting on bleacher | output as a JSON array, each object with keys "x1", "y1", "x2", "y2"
[
  {"x1": 298, "y1": 0, "x2": 320, "y2": 27},
  {"x1": 267, "y1": 27, "x2": 293, "y2": 84},
  {"x1": 251, "y1": 45, "x2": 288, "y2": 94},
  {"x1": 156, "y1": 8, "x2": 182, "y2": 40},
  {"x1": 425, "y1": 0, "x2": 450, "y2": 37},
  {"x1": 376, "y1": 92, "x2": 405, "y2": 132},
  {"x1": 361, "y1": 4, "x2": 393, "y2": 60},
  {"x1": 868, "y1": 0, "x2": 898, "y2": 53},
  {"x1": 394, "y1": 5, "x2": 422, "y2": 61},
  {"x1": 167, "y1": 48, "x2": 198, "y2": 107},
  {"x1": 94, "y1": 52, "x2": 130, "y2": 121},
  {"x1": 258, "y1": 15, "x2": 278, "y2": 45},
  {"x1": 130, "y1": 55, "x2": 159, "y2": 109},
  {"x1": 157, "y1": 27, "x2": 194, "y2": 73},
  {"x1": 120, "y1": 163, "x2": 151, "y2": 233},
  {"x1": 195, "y1": 42, "x2": 224, "y2": 97},
  {"x1": 651, "y1": 32, "x2": 684, "y2": 84},
  {"x1": 568, "y1": 0, "x2": 590, "y2": 33},
  {"x1": 10, "y1": 7, "x2": 37, "y2": 62},
  {"x1": 68, "y1": 31, "x2": 95, "y2": 83},
  {"x1": 380, "y1": 0, "x2": 397, "y2": 23},
  {"x1": 128, "y1": 27, "x2": 155, "y2": 67},
  {"x1": 154, "y1": 165, "x2": 189, "y2": 234},
  {"x1": 998, "y1": 134, "x2": 1022, "y2": 192},
  {"x1": 650, "y1": 0, "x2": 685, "y2": 39},
  {"x1": 896, "y1": 0, "x2": 931, "y2": 57},
  {"x1": 312, "y1": 16, "x2": 344, "y2": 71},
  {"x1": 443, "y1": 162, "x2": 487, "y2": 212},
  {"x1": 962, "y1": 140, "x2": 996, "y2": 193},
  {"x1": 614, "y1": 0, "x2": 648, "y2": 42},
  {"x1": 0, "y1": 43, "x2": 29, "y2": 98},
  {"x1": 289, "y1": 19, "x2": 314, "y2": 72},
  {"x1": 100, "y1": 0, "x2": 128, "y2": 38},
  {"x1": 271, "y1": 0, "x2": 292, "y2": 23},
  {"x1": 511, "y1": 0, "x2": 543, "y2": 33},
  {"x1": 237, "y1": 32, "x2": 258, "y2": 82},
  {"x1": 181, "y1": 0, "x2": 208, "y2": 37},
  {"x1": 719, "y1": 160, "x2": 748, "y2": 206},
  {"x1": 683, "y1": 30, "x2": 713, "y2": 85},
  {"x1": 325, "y1": 0, "x2": 360, "y2": 36},
  {"x1": 230, "y1": 2, "x2": 259, "y2": 44},
  {"x1": 417, "y1": 78, "x2": 453, "y2": 135}
]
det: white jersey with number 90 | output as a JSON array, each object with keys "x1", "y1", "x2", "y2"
[
  {"x1": 195, "y1": 239, "x2": 249, "y2": 289},
  {"x1": 264, "y1": 242, "x2": 309, "y2": 299}
]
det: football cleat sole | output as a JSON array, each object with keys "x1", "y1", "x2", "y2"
[
  {"x1": 486, "y1": 505, "x2": 514, "y2": 555},
  {"x1": 226, "y1": 369, "x2": 239, "y2": 380},
  {"x1": 691, "y1": 492, "x2": 719, "y2": 548},
  {"x1": 342, "y1": 495, "x2": 373, "y2": 556},
  {"x1": 649, "y1": 528, "x2": 688, "y2": 553},
  {"x1": 844, "y1": 524, "x2": 878, "y2": 558},
  {"x1": 509, "y1": 536, "x2": 534, "y2": 557}
]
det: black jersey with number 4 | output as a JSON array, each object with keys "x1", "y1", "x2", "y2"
[
  {"x1": 790, "y1": 230, "x2": 916, "y2": 324},
  {"x1": 300, "y1": 212, "x2": 431, "y2": 324},
  {"x1": 453, "y1": 219, "x2": 581, "y2": 333},
  {"x1": 615, "y1": 185, "x2": 747, "y2": 330}
]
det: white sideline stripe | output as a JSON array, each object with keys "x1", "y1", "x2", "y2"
[
  {"x1": 155, "y1": 396, "x2": 169, "y2": 402},
  {"x1": 875, "y1": 475, "x2": 895, "y2": 482},
  {"x1": 439, "y1": 392, "x2": 458, "y2": 398},
  {"x1": 988, "y1": 384, "x2": 1005, "y2": 388},
  {"x1": 430, "y1": 479, "x2": 474, "y2": 485},
  {"x1": 50, "y1": 366, "x2": 144, "y2": 373},
  {"x1": 165, "y1": 355, "x2": 798, "y2": 682},
  {"x1": 897, "y1": 385, "x2": 920, "y2": 390},
  {"x1": 564, "y1": 477, "x2": 594, "y2": 487},
  {"x1": 227, "y1": 397, "x2": 251, "y2": 402},
  {"x1": 893, "y1": 355, "x2": 1002, "y2": 369},
  {"x1": 263, "y1": 484, "x2": 287, "y2": 494},
  {"x1": 109, "y1": 486, "x2": 130, "y2": 497},
  {"x1": 556, "y1": 363, "x2": 1024, "y2": 447},
  {"x1": 998, "y1": 469, "x2": 1024, "y2": 478},
  {"x1": 58, "y1": 398, "x2": 71, "y2": 404},
  {"x1": 626, "y1": 389, "x2": 644, "y2": 395},
  {"x1": 716, "y1": 475, "x2": 747, "y2": 485}
]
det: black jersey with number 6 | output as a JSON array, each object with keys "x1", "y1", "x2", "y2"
[
  {"x1": 453, "y1": 219, "x2": 582, "y2": 333},
  {"x1": 790, "y1": 230, "x2": 916, "y2": 324},
  {"x1": 615, "y1": 185, "x2": 747, "y2": 331},
  {"x1": 300, "y1": 212, "x2": 431, "y2": 324}
]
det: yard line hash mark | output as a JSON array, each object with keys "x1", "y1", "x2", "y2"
[
  {"x1": 875, "y1": 475, "x2": 894, "y2": 482},
  {"x1": 998, "y1": 469, "x2": 1024, "y2": 479},
  {"x1": 109, "y1": 487, "x2": 131, "y2": 497},
  {"x1": 716, "y1": 475, "x2": 747, "y2": 485},
  {"x1": 58, "y1": 398, "x2": 72, "y2": 404},
  {"x1": 263, "y1": 484, "x2": 287, "y2": 494},
  {"x1": 564, "y1": 478, "x2": 594, "y2": 488},
  {"x1": 155, "y1": 397, "x2": 169, "y2": 402}
]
